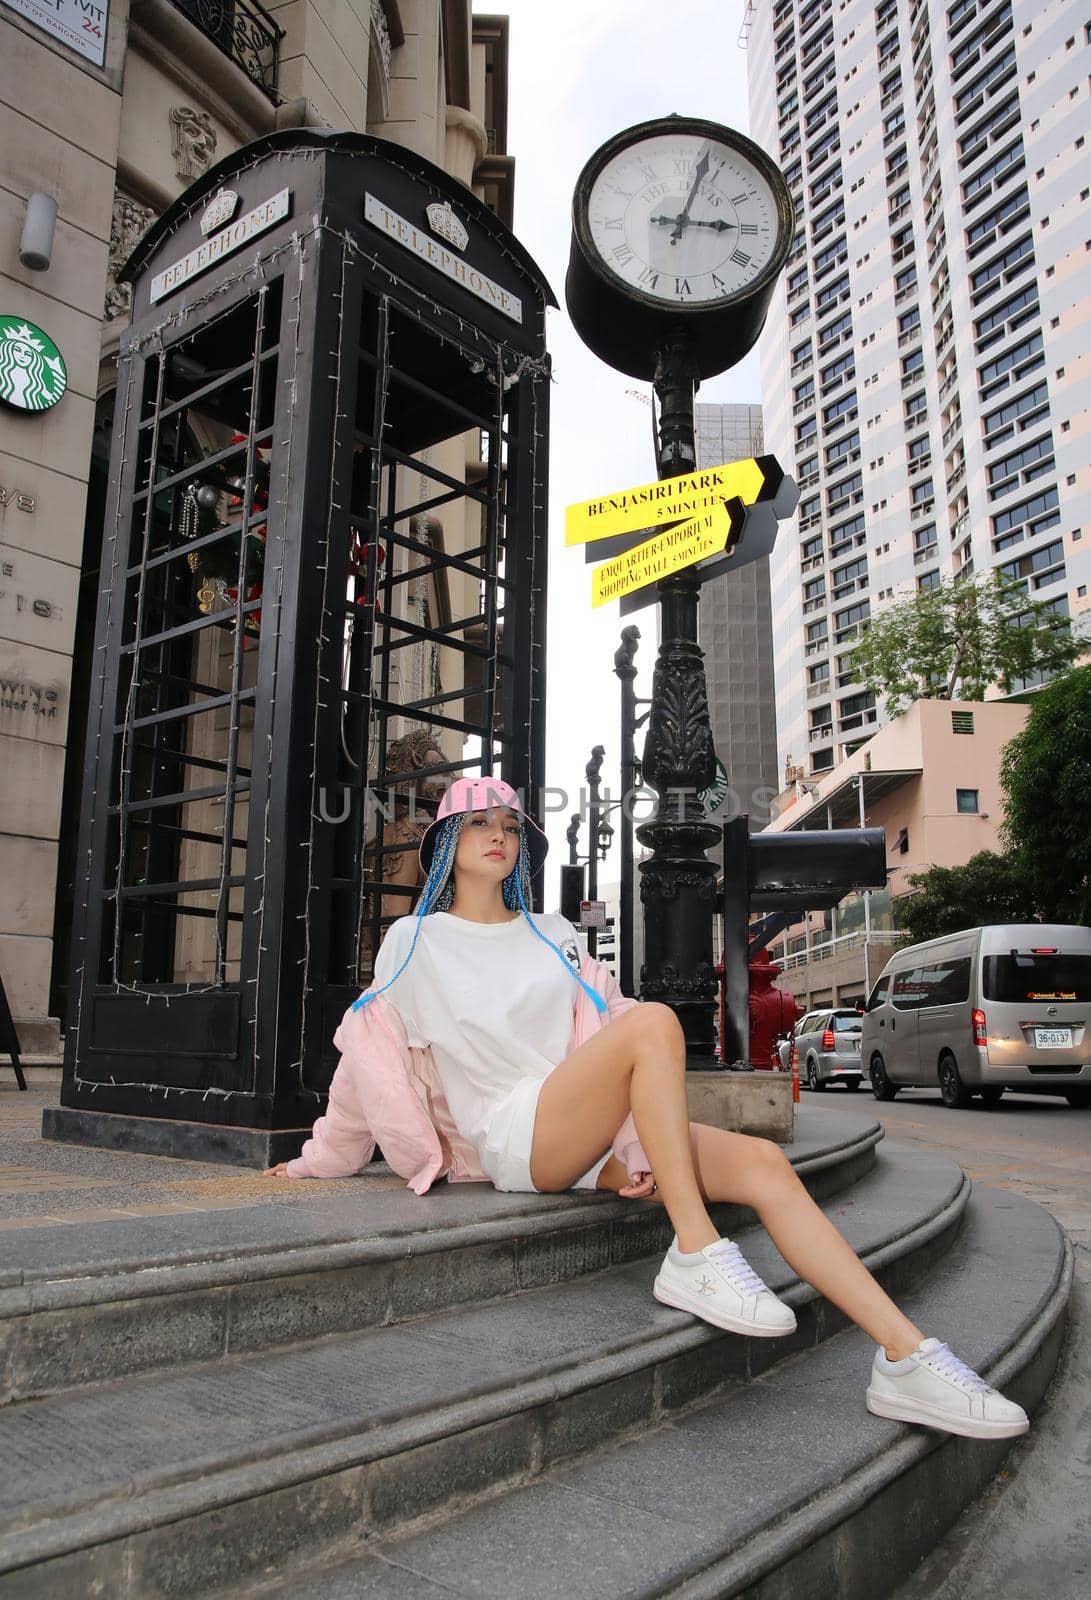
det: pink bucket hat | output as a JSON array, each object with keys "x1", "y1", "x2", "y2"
[{"x1": 418, "y1": 777, "x2": 548, "y2": 876}]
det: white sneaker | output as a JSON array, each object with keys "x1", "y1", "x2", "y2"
[
  {"x1": 867, "y1": 1337, "x2": 1030, "y2": 1440},
  {"x1": 653, "y1": 1237, "x2": 797, "y2": 1337}
]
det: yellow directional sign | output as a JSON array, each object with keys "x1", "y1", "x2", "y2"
[
  {"x1": 566, "y1": 458, "x2": 769, "y2": 547},
  {"x1": 591, "y1": 500, "x2": 736, "y2": 609}
]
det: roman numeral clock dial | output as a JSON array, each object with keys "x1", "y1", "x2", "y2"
[
  {"x1": 566, "y1": 116, "x2": 794, "y2": 382},
  {"x1": 589, "y1": 142, "x2": 774, "y2": 303}
]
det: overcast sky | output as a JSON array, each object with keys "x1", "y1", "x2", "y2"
[{"x1": 493, "y1": 0, "x2": 763, "y2": 899}]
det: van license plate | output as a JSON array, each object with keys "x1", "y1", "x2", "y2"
[{"x1": 1034, "y1": 1027, "x2": 1072, "y2": 1049}]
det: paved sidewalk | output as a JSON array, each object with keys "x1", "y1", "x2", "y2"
[{"x1": 0, "y1": 1082, "x2": 404, "y2": 1233}]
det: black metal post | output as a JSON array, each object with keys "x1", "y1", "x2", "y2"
[
  {"x1": 720, "y1": 816, "x2": 753, "y2": 1070},
  {"x1": 566, "y1": 813, "x2": 581, "y2": 866},
  {"x1": 636, "y1": 334, "x2": 721, "y2": 1063},
  {"x1": 614, "y1": 626, "x2": 639, "y2": 998},
  {"x1": 584, "y1": 745, "x2": 604, "y2": 957}
]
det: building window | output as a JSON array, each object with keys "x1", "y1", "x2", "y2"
[
  {"x1": 983, "y1": 381, "x2": 1049, "y2": 447},
  {"x1": 962, "y1": 140, "x2": 1026, "y2": 208},
  {"x1": 991, "y1": 485, "x2": 1060, "y2": 552},
  {"x1": 954, "y1": 44, "x2": 1017, "y2": 124},
  {"x1": 969, "y1": 233, "x2": 1034, "y2": 307},
  {"x1": 966, "y1": 186, "x2": 1031, "y2": 258},
  {"x1": 986, "y1": 434, "x2": 1055, "y2": 501},
  {"x1": 834, "y1": 598, "x2": 870, "y2": 642},
  {"x1": 839, "y1": 689, "x2": 876, "y2": 731},
  {"x1": 833, "y1": 554, "x2": 868, "y2": 596},
  {"x1": 913, "y1": 522, "x2": 938, "y2": 560},
  {"x1": 918, "y1": 567, "x2": 941, "y2": 591},
  {"x1": 904, "y1": 391, "x2": 928, "y2": 425},
  {"x1": 816, "y1": 274, "x2": 850, "y2": 315},
  {"x1": 997, "y1": 538, "x2": 1066, "y2": 592},
  {"x1": 820, "y1": 351, "x2": 855, "y2": 390},
  {"x1": 956, "y1": 788, "x2": 980, "y2": 814},
  {"x1": 827, "y1": 470, "x2": 864, "y2": 513},
  {"x1": 825, "y1": 430, "x2": 861, "y2": 469},
  {"x1": 824, "y1": 390, "x2": 859, "y2": 426}
]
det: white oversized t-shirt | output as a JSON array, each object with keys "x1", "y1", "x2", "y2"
[{"x1": 371, "y1": 911, "x2": 586, "y2": 1185}]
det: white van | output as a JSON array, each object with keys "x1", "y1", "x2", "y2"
[{"x1": 861, "y1": 924, "x2": 1091, "y2": 1108}]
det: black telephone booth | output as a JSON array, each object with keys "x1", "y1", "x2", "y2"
[{"x1": 46, "y1": 130, "x2": 554, "y2": 1164}]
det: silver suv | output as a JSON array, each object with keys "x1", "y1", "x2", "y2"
[{"x1": 793, "y1": 1008, "x2": 864, "y2": 1091}]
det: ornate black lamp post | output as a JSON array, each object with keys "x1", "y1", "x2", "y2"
[
  {"x1": 566, "y1": 116, "x2": 794, "y2": 1062},
  {"x1": 612, "y1": 624, "x2": 650, "y2": 1000},
  {"x1": 584, "y1": 746, "x2": 605, "y2": 956}
]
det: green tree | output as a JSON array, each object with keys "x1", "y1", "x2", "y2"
[
  {"x1": 894, "y1": 851, "x2": 1040, "y2": 944},
  {"x1": 848, "y1": 575, "x2": 1083, "y2": 715},
  {"x1": 1001, "y1": 665, "x2": 1091, "y2": 927}
]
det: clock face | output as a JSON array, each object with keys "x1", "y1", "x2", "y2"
[{"x1": 584, "y1": 130, "x2": 786, "y2": 307}]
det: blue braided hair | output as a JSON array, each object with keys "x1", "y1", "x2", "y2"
[{"x1": 352, "y1": 813, "x2": 607, "y2": 1015}]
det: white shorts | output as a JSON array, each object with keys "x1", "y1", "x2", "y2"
[{"x1": 480, "y1": 1074, "x2": 612, "y2": 1194}]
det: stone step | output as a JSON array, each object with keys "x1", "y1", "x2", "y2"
[
  {"x1": 0, "y1": 1111, "x2": 882, "y2": 1402},
  {"x1": 0, "y1": 1144, "x2": 969, "y2": 1597},
  {"x1": 229, "y1": 1187, "x2": 1072, "y2": 1600}
]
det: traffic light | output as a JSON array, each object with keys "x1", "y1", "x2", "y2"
[
  {"x1": 559, "y1": 863, "x2": 585, "y2": 924},
  {"x1": 720, "y1": 817, "x2": 887, "y2": 1068}
]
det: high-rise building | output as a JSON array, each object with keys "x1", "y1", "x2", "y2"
[
  {"x1": 746, "y1": 0, "x2": 1090, "y2": 780},
  {"x1": 695, "y1": 403, "x2": 780, "y2": 826}
]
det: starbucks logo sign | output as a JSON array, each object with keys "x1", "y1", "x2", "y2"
[{"x1": 0, "y1": 319, "x2": 68, "y2": 413}]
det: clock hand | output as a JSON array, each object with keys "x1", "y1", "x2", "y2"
[
  {"x1": 650, "y1": 215, "x2": 736, "y2": 231},
  {"x1": 670, "y1": 147, "x2": 711, "y2": 242}
]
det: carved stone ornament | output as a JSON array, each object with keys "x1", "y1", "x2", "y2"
[
  {"x1": 170, "y1": 106, "x2": 218, "y2": 182},
  {"x1": 370, "y1": 0, "x2": 392, "y2": 78},
  {"x1": 106, "y1": 194, "x2": 157, "y2": 321}
]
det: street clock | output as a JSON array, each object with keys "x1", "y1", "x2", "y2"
[{"x1": 566, "y1": 115, "x2": 795, "y2": 380}]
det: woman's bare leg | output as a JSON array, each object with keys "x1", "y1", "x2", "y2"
[
  {"x1": 530, "y1": 1004, "x2": 719, "y2": 1253},
  {"x1": 599, "y1": 1123, "x2": 924, "y2": 1359}
]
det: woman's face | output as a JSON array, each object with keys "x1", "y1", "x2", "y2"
[{"x1": 454, "y1": 807, "x2": 521, "y2": 881}]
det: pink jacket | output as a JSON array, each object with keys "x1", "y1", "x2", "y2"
[{"x1": 286, "y1": 954, "x2": 650, "y2": 1194}]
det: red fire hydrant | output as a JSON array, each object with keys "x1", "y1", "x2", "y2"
[{"x1": 718, "y1": 952, "x2": 803, "y2": 1068}]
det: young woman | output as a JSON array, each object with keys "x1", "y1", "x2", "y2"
[{"x1": 269, "y1": 777, "x2": 1029, "y2": 1443}]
